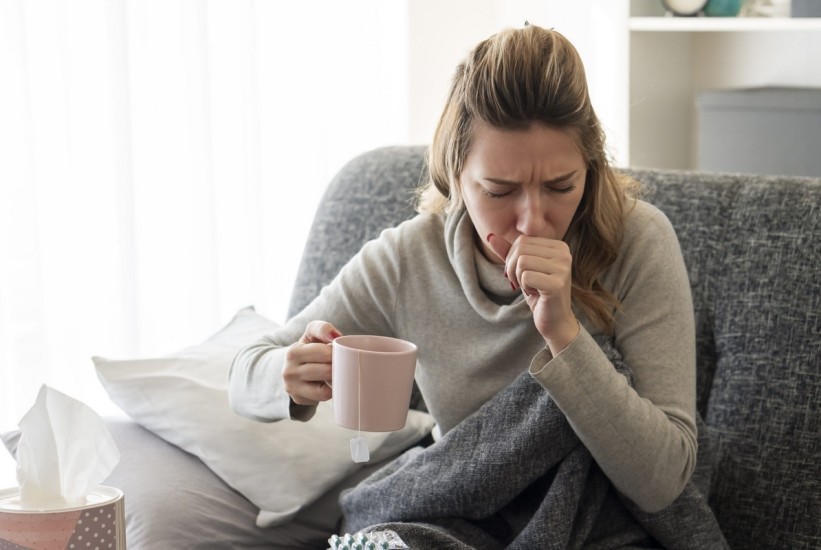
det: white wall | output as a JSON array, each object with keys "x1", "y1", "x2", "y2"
[{"x1": 403, "y1": 0, "x2": 626, "y2": 163}]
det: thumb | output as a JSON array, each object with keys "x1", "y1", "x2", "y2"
[{"x1": 486, "y1": 233, "x2": 512, "y2": 262}]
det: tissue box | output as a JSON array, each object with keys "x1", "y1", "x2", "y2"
[{"x1": 0, "y1": 485, "x2": 125, "y2": 550}]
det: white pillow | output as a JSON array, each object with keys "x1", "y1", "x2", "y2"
[{"x1": 93, "y1": 306, "x2": 434, "y2": 528}]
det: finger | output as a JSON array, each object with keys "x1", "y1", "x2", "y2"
[
  {"x1": 517, "y1": 255, "x2": 572, "y2": 297},
  {"x1": 285, "y1": 358, "x2": 333, "y2": 384},
  {"x1": 504, "y1": 237, "x2": 540, "y2": 290},
  {"x1": 301, "y1": 320, "x2": 343, "y2": 344},
  {"x1": 509, "y1": 240, "x2": 571, "y2": 292},
  {"x1": 485, "y1": 233, "x2": 512, "y2": 263},
  {"x1": 520, "y1": 268, "x2": 567, "y2": 298},
  {"x1": 516, "y1": 255, "x2": 550, "y2": 297},
  {"x1": 286, "y1": 341, "x2": 334, "y2": 365},
  {"x1": 283, "y1": 344, "x2": 333, "y2": 392},
  {"x1": 290, "y1": 380, "x2": 333, "y2": 406},
  {"x1": 283, "y1": 354, "x2": 334, "y2": 404}
]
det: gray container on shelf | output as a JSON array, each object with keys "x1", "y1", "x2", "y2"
[
  {"x1": 792, "y1": 0, "x2": 821, "y2": 17},
  {"x1": 697, "y1": 87, "x2": 821, "y2": 178}
]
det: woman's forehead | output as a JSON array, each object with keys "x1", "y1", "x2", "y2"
[{"x1": 463, "y1": 122, "x2": 585, "y2": 174}]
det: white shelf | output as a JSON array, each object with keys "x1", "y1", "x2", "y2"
[
  {"x1": 630, "y1": 16, "x2": 821, "y2": 32},
  {"x1": 594, "y1": 2, "x2": 821, "y2": 170}
]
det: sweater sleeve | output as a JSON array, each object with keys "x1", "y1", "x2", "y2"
[
  {"x1": 228, "y1": 223, "x2": 407, "y2": 422},
  {"x1": 529, "y1": 202, "x2": 697, "y2": 513}
]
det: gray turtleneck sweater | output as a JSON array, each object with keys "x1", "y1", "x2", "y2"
[{"x1": 229, "y1": 200, "x2": 697, "y2": 513}]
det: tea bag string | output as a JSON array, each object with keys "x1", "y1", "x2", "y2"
[{"x1": 349, "y1": 349, "x2": 369, "y2": 463}]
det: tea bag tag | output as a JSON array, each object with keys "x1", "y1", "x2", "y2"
[{"x1": 350, "y1": 436, "x2": 370, "y2": 463}]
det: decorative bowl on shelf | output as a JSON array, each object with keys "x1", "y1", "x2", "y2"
[{"x1": 661, "y1": 0, "x2": 709, "y2": 16}]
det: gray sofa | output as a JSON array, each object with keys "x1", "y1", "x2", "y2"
[
  {"x1": 7, "y1": 146, "x2": 818, "y2": 549},
  {"x1": 292, "y1": 146, "x2": 821, "y2": 549}
]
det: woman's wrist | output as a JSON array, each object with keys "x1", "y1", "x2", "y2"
[{"x1": 544, "y1": 319, "x2": 581, "y2": 357}]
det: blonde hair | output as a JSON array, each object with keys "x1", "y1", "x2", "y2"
[{"x1": 418, "y1": 24, "x2": 638, "y2": 334}]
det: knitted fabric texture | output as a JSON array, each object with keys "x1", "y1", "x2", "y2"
[{"x1": 340, "y1": 336, "x2": 727, "y2": 549}]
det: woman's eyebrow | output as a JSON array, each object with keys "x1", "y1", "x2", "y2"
[
  {"x1": 484, "y1": 177, "x2": 520, "y2": 186},
  {"x1": 485, "y1": 171, "x2": 577, "y2": 186}
]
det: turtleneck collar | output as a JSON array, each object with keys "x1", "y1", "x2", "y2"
[{"x1": 444, "y1": 207, "x2": 533, "y2": 323}]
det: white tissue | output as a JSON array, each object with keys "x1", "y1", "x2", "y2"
[{"x1": 14, "y1": 385, "x2": 120, "y2": 509}]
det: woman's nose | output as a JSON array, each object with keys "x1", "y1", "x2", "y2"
[{"x1": 516, "y1": 193, "x2": 547, "y2": 236}]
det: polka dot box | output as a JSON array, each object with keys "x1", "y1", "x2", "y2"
[{"x1": 0, "y1": 486, "x2": 125, "y2": 550}]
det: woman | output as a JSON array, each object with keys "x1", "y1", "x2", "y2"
[{"x1": 230, "y1": 24, "x2": 697, "y2": 522}]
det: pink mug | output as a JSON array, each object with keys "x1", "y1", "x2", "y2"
[{"x1": 331, "y1": 335, "x2": 417, "y2": 432}]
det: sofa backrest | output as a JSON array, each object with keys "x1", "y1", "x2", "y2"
[
  {"x1": 634, "y1": 168, "x2": 821, "y2": 550},
  {"x1": 288, "y1": 146, "x2": 426, "y2": 318},
  {"x1": 289, "y1": 146, "x2": 821, "y2": 550}
]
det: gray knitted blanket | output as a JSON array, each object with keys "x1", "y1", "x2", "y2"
[{"x1": 340, "y1": 338, "x2": 728, "y2": 549}]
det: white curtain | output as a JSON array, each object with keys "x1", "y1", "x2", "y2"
[{"x1": 0, "y1": 0, "x2": 410, "y2": 426}]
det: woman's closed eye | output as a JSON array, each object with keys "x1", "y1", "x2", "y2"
[
  {"x1": 481, "y1": 187, "x2": 513, "y2": 199},
  {"x1": 481, "y1": 184, "x2": 576, "y2": 198},
  {"x1": 549, "y1": 183, "x2": 576, "y2": 194}
]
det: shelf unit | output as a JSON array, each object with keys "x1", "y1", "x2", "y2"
[
  {"x1": 629, "y1": 16, "x2": 821, "y2": 32},
  {"x1": 606, "y1": 1, "x2": 821, "y2": 171}
]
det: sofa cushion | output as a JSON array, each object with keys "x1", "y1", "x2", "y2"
[
  {"x1": 632, "y1": 169, "x2": 820, "y2": 549},
  {"x1": 288, "y1": 145, "x2": 425, "y2": 318},
  {"x1": 706, "y1": 178, "x2": 821, "y2": 549}
]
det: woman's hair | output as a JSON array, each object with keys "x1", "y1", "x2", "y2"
[{"x1": 417, "y1": 24, "x2": 638, "y2": 334}]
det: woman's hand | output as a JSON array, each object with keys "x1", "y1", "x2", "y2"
[
  {"x1": 487, "y1": 233, "x2": 579, "y2": 354},
  {"x1": 282, "y1": 320, "x2": 342, "y2": 406}
]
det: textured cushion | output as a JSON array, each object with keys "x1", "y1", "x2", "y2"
[
  {"x1": 707, "y1": 178, "x2": 821, "y2": 549},
  {"x1": 93, "y1": 306, "x2": 434, "y2": 529},
  {"x1": 288, "y1": 146, "x2": 425, "y2": 318},
  {"x1": 633, "y1": 168, "x2": 821, "y2": 549}
]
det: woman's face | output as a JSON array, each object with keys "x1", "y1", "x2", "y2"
[{"x1": 459, "y1": 121, "x2": 587, "y2": 264}]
